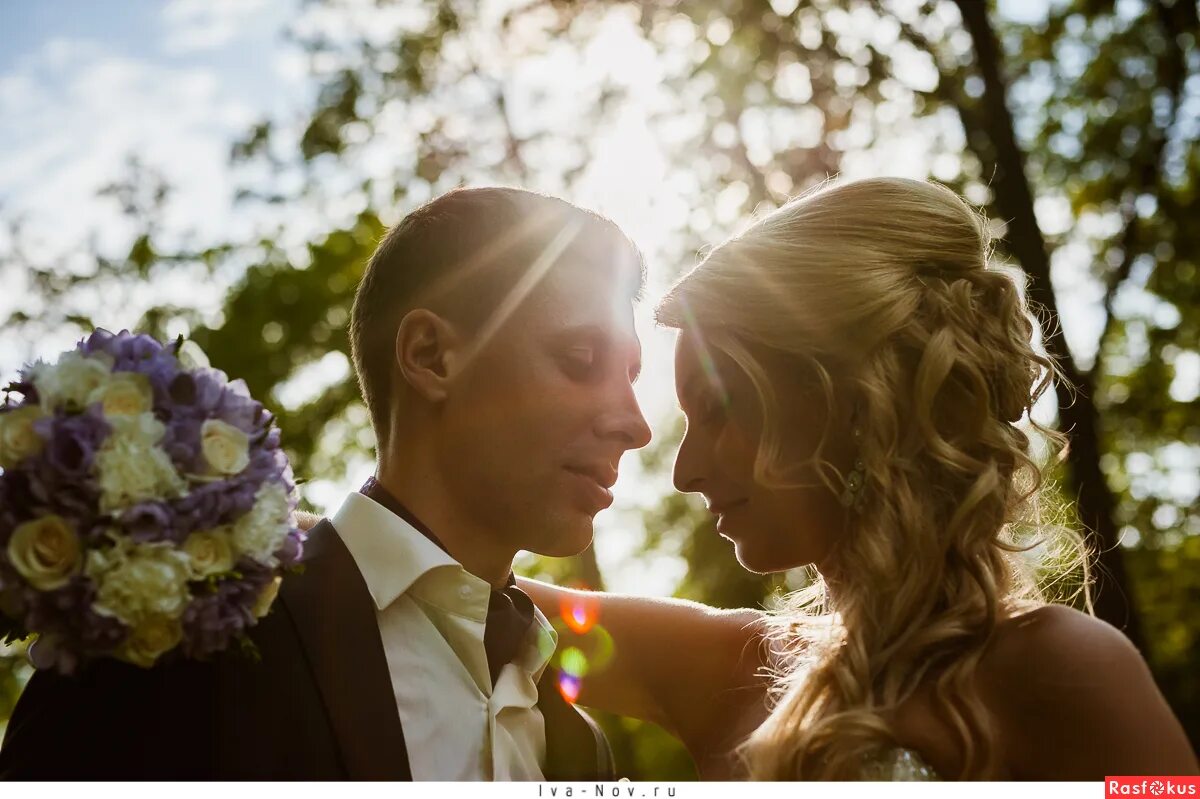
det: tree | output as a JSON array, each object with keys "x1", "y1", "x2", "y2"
[{"x1": 3, "y1": 0, "x2": 1197, "y2": 763}]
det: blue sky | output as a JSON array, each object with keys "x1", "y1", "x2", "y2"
[{"x1": 0, "y1": 0, "x2": 304, "y2": 247}]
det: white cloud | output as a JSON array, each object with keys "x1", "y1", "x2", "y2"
[
  {"x1": 0, "y1": 17, "x2": 308, "y2": 376},
  {"x1": 161, "y1": 0, "x2": 272, "y2": 54},
  {"x1": 0, "y1": 42, "x2": 239, "y2": 252}
]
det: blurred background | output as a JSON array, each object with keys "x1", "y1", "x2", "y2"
[{"x1": 1, "y1": 0, "x2": 1197, "y2": 778}]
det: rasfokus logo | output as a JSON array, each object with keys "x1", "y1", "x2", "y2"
[{"x1": 1107, "y1": 777, "x2": 1200, "y2": 796}]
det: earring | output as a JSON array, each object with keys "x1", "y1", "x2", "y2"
[{"x1": 839, "y1": 426, "x2": 866, "y2": 511}]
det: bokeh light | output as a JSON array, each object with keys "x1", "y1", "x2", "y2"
[
  {"x1": 557, "y1": 672, "x2": 582, "y2": 704},
  {"x1": 559, "y1": 595, "x2": 600, "y2": 635},
  {"x1": 559, "y1": 646, "x2": 590, "y2": 679}
]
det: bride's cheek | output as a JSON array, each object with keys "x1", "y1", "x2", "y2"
[{"x1": 715, "y1": 424, "x2": 754, "y2": 477}]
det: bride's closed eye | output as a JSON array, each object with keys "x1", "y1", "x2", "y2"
[{"x1": 693, "y1": 391, "x2": 730, "y2": 426}]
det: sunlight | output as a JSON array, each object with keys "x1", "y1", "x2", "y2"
[{"x1": 451, "y1": 217, "x2": 583, "y2": 377}]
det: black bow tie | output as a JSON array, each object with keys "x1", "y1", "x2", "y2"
[{"x1": 360, "y1": 477, "x2": 535, "y2": 687}]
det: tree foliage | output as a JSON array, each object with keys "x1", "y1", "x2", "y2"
[{"x1": 2, "y1": 0, "x2": 1196, "y2": 771}]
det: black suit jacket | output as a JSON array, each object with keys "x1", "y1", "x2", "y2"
[{"x1": 0, "y1": 520, "x2": 614, "y2": 780}]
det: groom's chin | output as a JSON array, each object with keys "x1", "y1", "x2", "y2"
[{"x1": 525, "y1": 510, "x2": 596, "y2": 558}]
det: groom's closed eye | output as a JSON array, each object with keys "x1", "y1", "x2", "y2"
[
  {"x1": 551, "y1": 325, "x2": 641, "y2": 385},
  {"x1": 558, "y1": 345, "x2": 599, "y2": 381}
]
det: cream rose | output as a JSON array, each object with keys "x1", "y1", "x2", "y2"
[
  {"x1": 31, "y1": 351, "x2": 113, "y2": 411},
  {"x1": 231, "y1": 483, "x2": 291, "y2": 565},
  {"x1": 87, "y1": 372, "x2": 153, "y2": 418},
  {"x1": 95, "y1": 413, "x2": 186, "y2": 513},
  {"x1": 252, "y1": 575, "x2": 283, "y2": 619},
  {"x1": 200, "y1": 419, "x2": 250, "y2": 476},
  {"x1": 119, "y1": 614, "x2": 183, "y2": 668},
  {"x1": 175, "y1": 340, "x2": 210, "y2": 370},
  {"x1": 0, "y1": 405, "x2": 47, "y2": 469},
  {"x1": 87, "y1": 541, "x2": 191, "y2": 625},
  {"x1": 6, "y1": 515, "x2": 83, "y2": 591},
  {"x1": 183, "y1": 528, "x2": 234, "y2": 578}
]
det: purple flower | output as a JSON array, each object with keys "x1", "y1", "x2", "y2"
[
  {"x1": 32, "y1": 406, "x2": 110, "y2": 481},
  {"x1": 28, "y1": 635, "x2": 79, "y2": 674},
  {"x1": 180, "y1": 569, "x2": 270, "y2": 659},
  {"x1": 79, "y1": 328, "x2": 117, "y2": 357},
  {"x1": 161, "y1": 415, "x2": 204, "y2": 472},
  {"x1": 104, "y1": 330, "x2": 165, "y2": 369},
  {"x1": 20, "y1": 457, "x2": 99, "y2": 521},
  {"x1": 167, "y1": 372, "x2": 198, "y2": 406},
  {"x1": 171, "y1": 478, "x2": 259, "y2": 535},
  {"x1": 275, "y1": 529, "x2": 304, "y2": 567},
  {"x1": 119, "y1": 501, "x2": 176, "y2": 543},
  {"x1": 216, "y1": 384, "x2": 265, "y2": 434},
  {"x1": 178, "y1": 368, "x2": 229, "y2": 416}
]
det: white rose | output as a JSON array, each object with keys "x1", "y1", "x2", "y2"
[
  {"x1": 31, "y1": 351, "x2": 113, "y2": 411},
  {"x1": 183, "y1": 528, "x2": 234, "y2": 579},
  {"x1": 6, "y1": 515, "x2": 83, "y2": 591},
  {"x1": 0, "y1": 405, "x2": 47, "y2": 469},
  {"x1": 200, "y1": 419, "x2": 250, "y2": 476},
  {"x1": 231, "y1": 483, "x2": 292, "y2": 565},
  {"x1": 175, "y1": 340, "x2": 210, "y2": 370},
  {"x1": 87, "y1": 541, "x2": 191, "y2": 625},
  {"x1": 87, "y1": 371, "x2": 153, "y2": 418},
  {"x1": 252, "y1": 575, "x2": 283, "y2": 619},
  {"x1": 95, "y1": 413, "x2": 186, "y2": 513},
  {"x1": 118, "y1": 614, "x2": 183, "y2": 668}
]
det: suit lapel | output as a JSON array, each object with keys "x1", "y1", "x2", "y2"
[
  {"x1": 537, "y1": 667, "x2": 616, "y2": 781},
  {"x1": 279, "y1": 519, "x2": 412, "y2": 780}
]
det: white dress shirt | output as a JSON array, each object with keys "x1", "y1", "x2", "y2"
[{"x1": 331, "y1": 491, "x2": 558, "y2": 781}]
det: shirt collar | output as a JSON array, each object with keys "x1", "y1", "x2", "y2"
[
  {"x1": 528, "y1": 606, "x2": 558, "y2": 681},
  {"x1": 331, "y1": 491, "x2": 462, "y2": 611},
  {"x1": 330, "y1": 490, "x2": 558, "y2": 679}
]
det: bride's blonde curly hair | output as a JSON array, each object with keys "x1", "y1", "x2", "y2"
[{"x1": 655, "y1": 177, "x2": 1091, "y2": 779}]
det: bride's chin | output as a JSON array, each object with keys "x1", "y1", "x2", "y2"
[
  {"x1": 731, "y1": 534, "x2": 820, "y2": 575},
  {"x1": 731, "y1": 539, "x2": 789, "y2": 576}
]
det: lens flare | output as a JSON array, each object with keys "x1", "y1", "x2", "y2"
[
  {"x1": 559, "y1": 646, "x2": 590, "y2": 678},
  {"x1": 559, "y1": 596, "x2": 599, "y2": 635},
  {"x1": 678, "y1": 300, "x2": 730, "y2": 405},
  {"x1": 558, "y1": 672, "x2": 582, "y2": 704}
]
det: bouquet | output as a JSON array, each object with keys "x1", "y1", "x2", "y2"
[{"x1": 0, "y1": 329, "x2": 305, "y2": 673}]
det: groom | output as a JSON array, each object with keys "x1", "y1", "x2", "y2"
[{"x1": 0, "y1": 187, "x2": 652, "y2": 780}]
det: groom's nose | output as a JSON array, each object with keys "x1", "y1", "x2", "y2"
[{"x1": 594, "y1": 382, "x2": 652, "y2": 451}]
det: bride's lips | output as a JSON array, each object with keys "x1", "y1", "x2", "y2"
[{"x1": 708, "y1": 498, "x2": 748, "y2": 532}]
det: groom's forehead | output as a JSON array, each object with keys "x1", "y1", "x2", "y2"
[{"x1": 527, "y1": 264, "x2": 637, "y2": 337}]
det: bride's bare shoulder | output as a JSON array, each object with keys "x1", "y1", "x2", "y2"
[
  {"x1": 979, "y1": 604, "x2": 1195, "y2": 778},
  {"x1": 984, "y1": 604, "x2": 1140, "y2": 681}
]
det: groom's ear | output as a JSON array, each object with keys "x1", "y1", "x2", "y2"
[{"x1": 394, "y1": 308, "x2": 464, "y2": 403}]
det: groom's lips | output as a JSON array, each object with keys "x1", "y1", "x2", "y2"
[{"x1": 564, "y1": 463, "x2": 617, "y2": 511}]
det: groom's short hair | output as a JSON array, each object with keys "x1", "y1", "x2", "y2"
[{"x1": 350, "y1": 186, "x2": 645, "y2": 443}]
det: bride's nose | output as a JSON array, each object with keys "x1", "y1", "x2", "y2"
[{"x1": 672, "y1": 425, "x2": 709, "y2": 495}]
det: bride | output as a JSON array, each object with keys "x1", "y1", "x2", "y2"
[{"x1": 519, "y1": 177, "x2": 1198, "y2": 779}]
